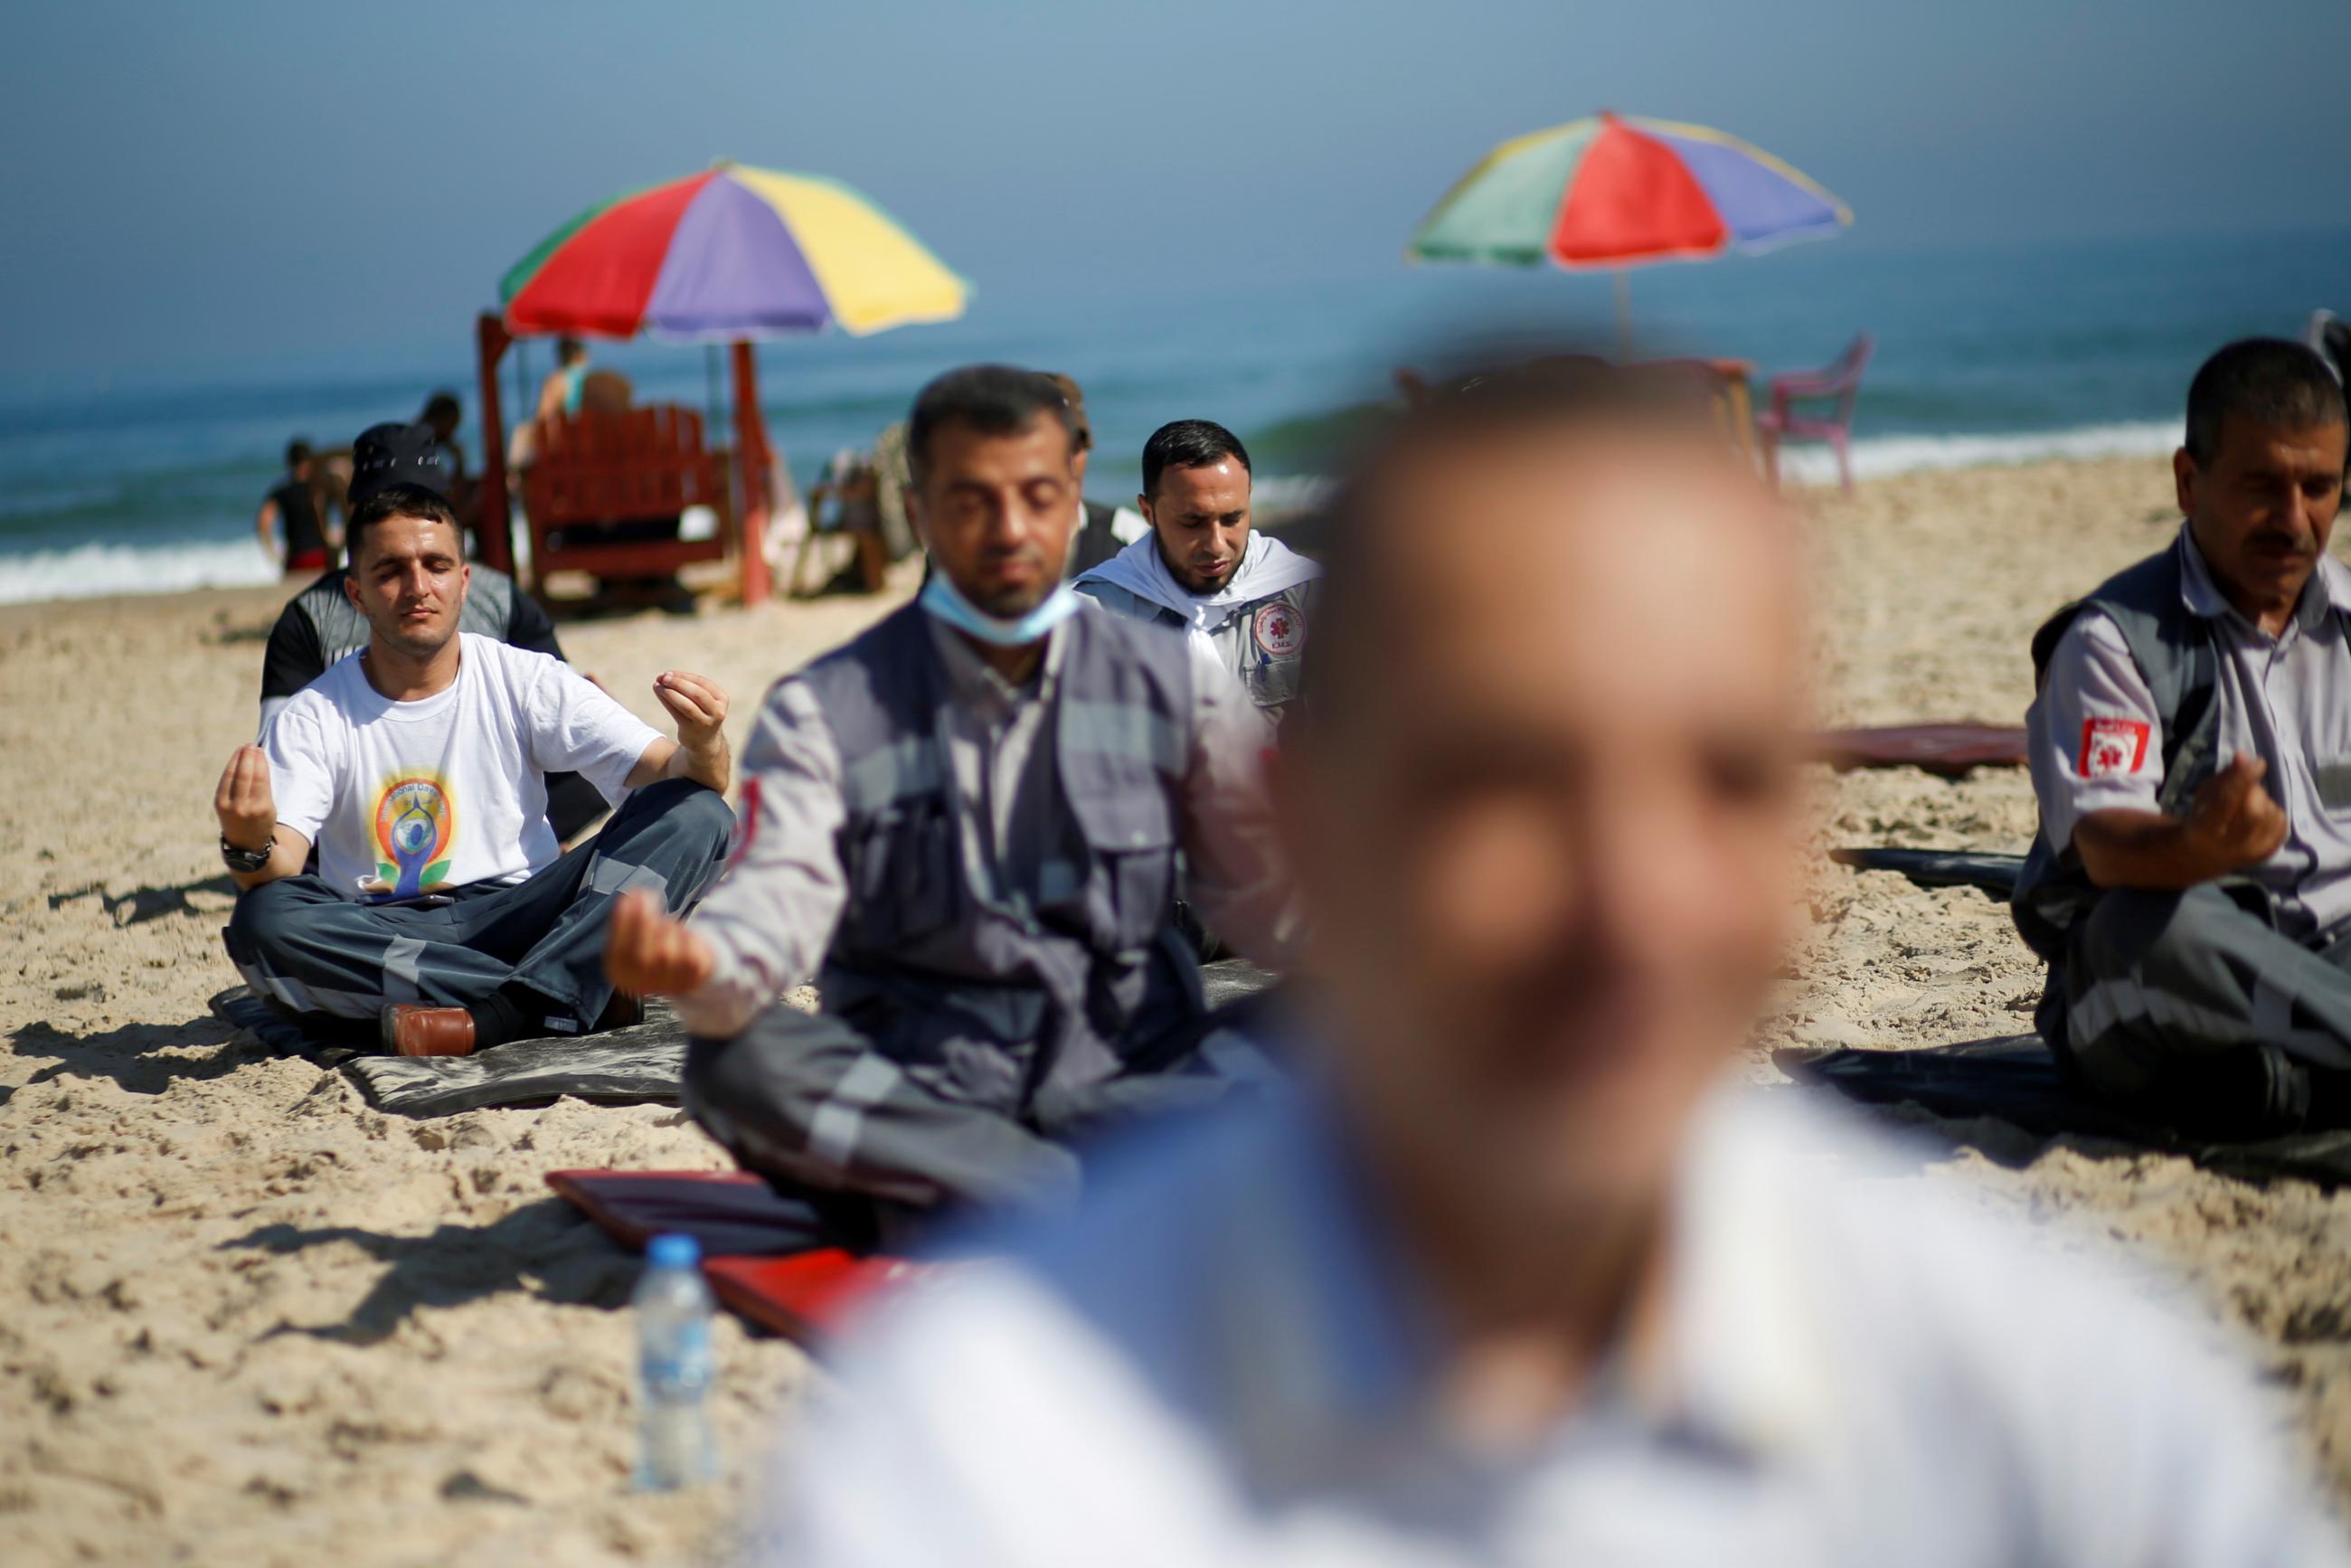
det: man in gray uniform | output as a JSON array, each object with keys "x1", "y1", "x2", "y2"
[
  {"x1": 1072, "y1": 420, "x2": 1321, "y2": 716},
  {"x1": 2016, "y1": 338, "x2": 2351, "y2": 1134},
  {"x1": 606, "y1": 366, "x2": 1291, "y2": 1239}
]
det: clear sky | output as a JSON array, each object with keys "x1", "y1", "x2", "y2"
[{"x1": 5, "y1": 0, "x2": 2346, "y2": 380}]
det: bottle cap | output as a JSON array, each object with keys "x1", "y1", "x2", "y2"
[{"x1": 647, "y1": 1233, "x2": 700, "y2": 1271}]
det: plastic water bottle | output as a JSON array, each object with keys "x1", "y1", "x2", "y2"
[{"x1": 633, "y1": 1233, "x2": 718, "y2": 1490}]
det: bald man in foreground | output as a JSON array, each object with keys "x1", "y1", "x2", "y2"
[{"x1": 758, "y1": 367, "x2": 2341, "y2": 1565}]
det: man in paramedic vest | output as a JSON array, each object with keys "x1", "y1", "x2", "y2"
[
  {"x1": 2016, "y1": 338, "x2": 2351, "y2": 1135},
  {"x1": 1073, "y1": 420, "x2": 1321, "y2": 719}
]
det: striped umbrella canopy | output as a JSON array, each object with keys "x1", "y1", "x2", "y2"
[
  {"x1": 1411, "y1": 112, "x2": 1849, "y2": 346},
  {"x1": 501, "y1": 161, "x2": 968, "y2": 342}
]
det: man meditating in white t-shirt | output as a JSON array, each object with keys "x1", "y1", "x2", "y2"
[{"x1": 213, "y1": 472, "x2": 736, "y2": 1058}]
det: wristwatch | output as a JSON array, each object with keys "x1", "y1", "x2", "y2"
[{"x1": 220, "y1": 832, "x2": 275, "y2": 874}]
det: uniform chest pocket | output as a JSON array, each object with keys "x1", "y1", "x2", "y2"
[
  {"x1": 839, "y1": 795, "x2": 958, "y2": 947},
  {"x1": 2317, "y1": 759, "x2": 2351, "y2": 813},
  {"x1": 1243, "y1": 656, "x2": 1302, "y2": 711},
  {"x1": 1071, "y1": 788, "x2": 1177, "y2": 949}
]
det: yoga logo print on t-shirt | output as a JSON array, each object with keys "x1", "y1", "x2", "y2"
[{"x1": 369, "y1": 774, "x2": 457, "y2": 899}]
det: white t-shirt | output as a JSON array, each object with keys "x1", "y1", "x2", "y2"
[{"x1": 263, "y1": 634, "x2": 661, "y2": 901}]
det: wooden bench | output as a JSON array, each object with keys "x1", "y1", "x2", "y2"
[{"x1": 521, "y1": 405, "x2": 730, "y2": 582}]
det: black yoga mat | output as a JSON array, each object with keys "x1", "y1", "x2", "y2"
[
  {"x1": 209, "y1": 986, "x2": 686, "y2": 1116},
  {"x1": 1781, "y1": 1034, "x2": 2351, "y2": 1188},
  {"x1": 207, "y1": 956, "x2": 1283, "y2": 1119},
  {"x1": 1830, "y1": 848, "x2": 2025, "y2": 899}
]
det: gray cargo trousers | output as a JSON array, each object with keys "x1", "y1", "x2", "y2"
[
  {"x1": 2063, "y1": 882, "x2": 2351, "y2": 1135},
  {"x1": 683, "y1": 991, "x2": 1280, "y2": 1238},
  {"x1": 224, "y1": 778, "x2": 734, "y2": 1039}
]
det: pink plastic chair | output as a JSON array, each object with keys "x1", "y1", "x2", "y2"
[{"x1": 1757, "y1": 333, "x2": 1874, "y2": 494}]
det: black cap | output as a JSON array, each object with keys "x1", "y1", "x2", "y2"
[{"x1": 347, "y1": 421, "x2": 455, "y2": 508}]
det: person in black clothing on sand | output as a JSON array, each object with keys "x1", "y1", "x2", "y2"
[{"x1": 256, "y1": 439, "x2": 339, "y2": 577}]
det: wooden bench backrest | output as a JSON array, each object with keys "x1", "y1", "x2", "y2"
[{"x1": 524, "y1": 405, "x2": 725, "y2": 529}]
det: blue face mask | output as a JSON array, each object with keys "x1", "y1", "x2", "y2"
[{"x1": 919, "y1": 571, "x2": 1084, "y2": 647}]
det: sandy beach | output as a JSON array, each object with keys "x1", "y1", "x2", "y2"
[{"x1": 7, "y1": 453, "x2": 2351, "y2": 1563}]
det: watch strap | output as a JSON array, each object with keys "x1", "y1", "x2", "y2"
[{"x1": 220, "y1": 831, "x2": 275, "y2": 872}]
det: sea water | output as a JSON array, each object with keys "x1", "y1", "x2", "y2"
[{"x1": 1, "y1": 225, "x2": 2343, "y2": 607}]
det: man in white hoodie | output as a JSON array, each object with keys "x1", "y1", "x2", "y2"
[{"x1": 1073, "y1": 420, "x2": 1321, "y2": 716}]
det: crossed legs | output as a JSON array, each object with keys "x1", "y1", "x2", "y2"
[{"x1": 225, "y1": 779, "x2": 733, "y2": 1044}]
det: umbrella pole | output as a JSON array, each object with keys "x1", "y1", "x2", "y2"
[
  {"x1": 1613, "y1": 269, "x2": 1633, "y2": 360},
  {"x1": 732, "y1": 340, "x2": 773, "y2": 607},
  {"x1": 513, "y1": 342, "x2": 531, "y2": 444},
  {"x1": 474, "y1": 313, "x2": 515, "y2": 578}
]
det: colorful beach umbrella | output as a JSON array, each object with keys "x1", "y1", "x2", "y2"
[
  {"x1": 1410, "y1": 112, "x2": 1850, "y2": 346},
  {"x1": 501, "y1": 161, "x2": 968, "y2": 342}
]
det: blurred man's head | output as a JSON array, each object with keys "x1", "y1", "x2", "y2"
[
  {"x1": 419, "y1": 392, "x2": 462, "y2": 443},
  {"x1": 1139, "y1": 420, "x2": 1254, "y2": 594},
  {"x1": 1284, "y1": 366, "x2": 1807, "y2": 1239},
  {"x1": 1045, "y1": 373, "x2": 1097, "y2": 460},
  {"x1": 343, "y1": 484, "x2": 469, "y2": 662},
  {"x1": 557, "y1": 336, "x2": 589, "y2": 368},
  {"x1": 2177, "y1": 339, "x2": 2347, "y2": 618},
  {"x1": 286, "y1": 439, "x2": 314, "y2": 480},
  {"x1": 906, "y1": 366, "x2": 1082, "y2": 617}
]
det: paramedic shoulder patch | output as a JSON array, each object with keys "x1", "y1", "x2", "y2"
[
  {"x1": 1251, "y1": 600, "x2": 1306, "y2": 659},
  {"x1": 2078, "y1": 716, "x2": 2150, "y2": 779}
]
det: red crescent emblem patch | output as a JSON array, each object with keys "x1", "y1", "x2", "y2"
[
  {"x1": 1251, "y1": 600, "x2": 1305, "y2": 658},
  {"x1": 2078, "y1": 717, "x2": 2149, "y2": 779}
]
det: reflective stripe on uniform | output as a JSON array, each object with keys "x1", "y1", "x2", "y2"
[
  {"x1": 239, "y1": 963, "x2": 383, "y2": 1020},
  {"x1": 2071, "y1": 972, "x2": 2254, "y2": 1050},
  {"x1": 842, "y1": 735, "x2": 945, "y2": 812},
  {"x1": 807, "y1": 1053, "x2": 906, "y2": 1170},
  {"x1": 382, "y1": 934, "x2": 427, "y2": 1002},
  {"x1": 588, "y1": 857, "x2": 670, "y2": 898},
  {"x1": 2071, "y1": 971, "x2": 2351, "y2": 1071},
  {"x1": 2251, "y1": 974, "x2": 2351, "y2": 1069},
  {"x1": 1061, "y1": 699, "x2": 1184, "y2": 774}
]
